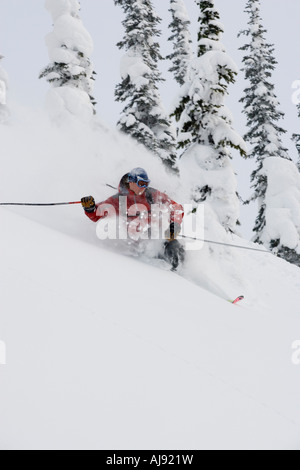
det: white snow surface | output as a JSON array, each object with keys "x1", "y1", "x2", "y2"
[
  {"x1": 0, "y1": 109, "x2": 300, "y2": 450},
  {"x1": 0, "y1": 57, "x2": 9, "y2": 122},
  {"x1": 179, "y1": 144, "x2": 240, "y2": 231},
  {"x1": 170, "y1": 0, "x2": 190, "y2": 23},
  {"x1": 0, "y1": 80, "x2": 6, "y2": 106},
  {"x1": 0, "y1": 59, "x2": 8, "y2": 105},
  {"x1": 46, "y1": 86, "x2": 94, "y2": 124},
  {"x1": 120, "y1": 53, "x2": 151, "y2": 89},
  {"x1": 45, "y1": 14, "x2": 93, "y2": 62},
  {"x1": 261, "y1": 157, "x2": 300, "y2": 252}
]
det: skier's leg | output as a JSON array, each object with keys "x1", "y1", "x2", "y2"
[{"x1": 164, "y1": 240, "x2": 185, "y2": 271}]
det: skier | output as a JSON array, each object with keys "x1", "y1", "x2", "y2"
[{"x1": 81, "y1": 168, "x2": 185, "y2": 270}]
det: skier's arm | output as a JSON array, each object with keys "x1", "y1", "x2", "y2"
[
  {"x1": 155, "y1": 191, "x2": 184, "y2": 225},
  {"x1": 81, "y1": 196, "x2": 97, "y2": 221},
  {"x1": 81, "y1": 195, "x2": 120, "y2": 223},
  {"x1": 165, "y1": 222, "x2": 182, "y2": 241},
  {"x1": 85, "y1": 204, "x2": 101, "y2": 223}
]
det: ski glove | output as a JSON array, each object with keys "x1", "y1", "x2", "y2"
[
  {"x1": 81, "y1": 196, "x2": 96, "y2": 213},
  {"x1": 165, "y1": 222, "x2": 181, "y2": 241}
]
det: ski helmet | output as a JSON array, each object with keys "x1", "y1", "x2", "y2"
[{"x1": 128, "y1": 168, "x2": 150, "y2": 184}]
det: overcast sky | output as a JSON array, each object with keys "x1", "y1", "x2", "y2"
[{"x1": 0, "y1": 0, "x2": 300, "y2": 236}]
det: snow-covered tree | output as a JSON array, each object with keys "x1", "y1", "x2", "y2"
[
  {"x1": 167, "y1": 0, "x2": 193, "y2": 86},
  {"x1": 262, "y1": 157, "x2": 300, "y2": 267},
  {"x1": 114, "y1": 0, "x2": 177, "y2": 172},
  {"x1": 175, "y1": 0, "x2": 246, "y2": 232},
  {"x1": 40, "y1": 0, "x2": 96, "y2": 122},
  {"x1": 239, "y1": 0, "x2": 300, "y2": 266},
  {"x1": 0, "y1": 54, "x2": 9, "y2": 124}
]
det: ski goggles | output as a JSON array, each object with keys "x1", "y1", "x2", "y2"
[{"x1": 136, "y1": 176, "x2": 150, "y2": 188}]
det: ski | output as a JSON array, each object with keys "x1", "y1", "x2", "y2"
[{"x1": 231, "y1": 295, "x2": 245, "y2": 305}]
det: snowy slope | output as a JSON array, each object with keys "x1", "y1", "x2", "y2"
[
  {"x1": 0, "y1": 206, "x2": 300, "y2": 450},
  {"x1": 0, "y1": 110, "x2": 300, "y2": 450}
]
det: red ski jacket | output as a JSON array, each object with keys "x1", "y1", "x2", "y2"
[{"x1": 85, "y1": 181, "x2": 184, "y2": 227}]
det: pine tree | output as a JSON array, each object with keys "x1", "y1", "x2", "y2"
[
  {"x1": 174, "y1": 0, "x2": 246, "y2": 232},
  {"x1": 40, "y1": 0, "x2": 96, "y2": 120},
  {"x1": 0, "y1": 54, "x2": 9, "y2": 124},
  {"x1": 167, "y1": 0, "x2": 193, "y2": 86},
  {"x1": 114, "y1": 0, "x2": 177, "y2": 172},
  {"x1": 239, "y1": 0, "x2": 300, "y2": 266}
]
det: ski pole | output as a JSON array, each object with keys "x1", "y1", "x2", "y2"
[
  {"x1": 179, "y1": 234, "x2": 271, "y2": 254},
  {"x1": 0, "y1": 201, "x2": 82, "y2": 207},
  {"x1": 106, "y1": 184, "x2": 117, "y2": 190}
]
